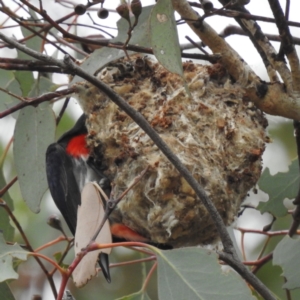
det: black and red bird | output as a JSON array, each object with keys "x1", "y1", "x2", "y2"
[
  {"x1": 45, "y1": 114, "x2": 112, "y2": 282},
  {"x1": 46, "y1": 114, "x2": 172, "y2": 283}
]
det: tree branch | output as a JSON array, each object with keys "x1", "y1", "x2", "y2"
[
  {"x1": 0, "y1": 29, "x2": 276, "y2": 300},
  {"x1": 0, "y1": 88, "x2": 75, "y2": 119},
  {"x1": 218, "y1": 1, "x2": 279, "y2": 82},
  {"x1": 267, "y1": 0, "x2": 300, "y2": 91},
  {"x1": 218, "y1": 0, "x2": 293, "y2": 92},
  {"x1": 189, "y1": 2, "x2": 300, "y2": 28},
  {"x1": 219, "y1": 25, "x2": 300, "y2": 46},
  {"x1": 219, "y1": 251, "x2": 275, "y2": 300},
  {"x1": 174, "y1": 0, "x2": 259, "y2": 84},
  {"x1": 172, "y1": 0, "x2": 300, "y2": 121}
]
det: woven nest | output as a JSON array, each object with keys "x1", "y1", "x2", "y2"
[{"x1": 74, "y1": 54, "x2": 267, "y2": 248}]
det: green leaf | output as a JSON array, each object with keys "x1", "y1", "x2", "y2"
[
  {"x1": 116, "y1": 290, "x2": 151, "y2": 300},
  {"x1": 0, "y1": 282, "x2": 16, "y2": 300},
  {"x1": 15, "y1": 16, "x2": 44, "y2": 96},
  {"x1": 71, "y1": 5, "x2": 154, "y2": 84},
  {"x1": 0, "y1": 233, "x2": 28, "y2": 282},
  {"x1": 28, "y1": 76, "x2": 55, "y2": 98},
  {"x1": 156, "y1": 247, "x2": 255, "y2": 300},
  {"x1": 4, "y1": 75, "x2": 54, "y2": 119},
  {"x1": 150, "y1": 0, "x2": 183, "y2": 76},
  {"x1": 13, "y1": 105, "x2": 56, "y2": 213},
  {"x1": 0, "y1": 170, "x2": 15, "y2": 241},
  {"x1": 0, "y1": 69, "x2": 14, "y2": 112},
  {"x1": 53, "y1": 251, "x2": 63, "y2": 263},
  {"x1": 14, "y1": 71, "x2": 34, "y2": 98},
  {"x1": 2, "y1": 78, "x2": 23, "y2": 119},
  {"x1": 19, "y1": 15, "x2": 43, "y2": 59},
  {"x1": 53, "y1": 252, "x2": 69, "y2": 269},
  {"x1": 273, "y1": 235, "x2": 300, "y2": 290},
  {"x1": 257, "y1": 159, "x2": 299, "y2": 217}
]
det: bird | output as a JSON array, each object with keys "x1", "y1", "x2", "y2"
[
  {"x1": 45, "y1": 114, "x2": 112, "y2": 282},
  {"x1": 45, "y1": 114, "x2": 170, "y2": 283}
]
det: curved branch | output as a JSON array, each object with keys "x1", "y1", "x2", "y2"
[
  {"x1": 173, "y1": 0, "x2": 259, "y2": 85},
  {"x1": 219, "y1": 251, "x2": 274, "y2": 298},
  {"x1": 217, "y1": 1, "x2": 279, "y2": 82},
  {"x1": 267, "y1": 0, "x2": 300, "y2": 91},
  {"x1": 220, "y1": 25, "x2": 300, "y2": 46},
  {"x1": 172, "y1": 0, "x2": 300, "y2": 121},
  {"x1": 225, "y1": 1, "x2": 293, "y2": 92},
  {"x1": 0, "y1": 88, "x2": 75, "y2": 119},
  {"x1": 0, "y1": 25, "x2": 278, "y2": 300}
]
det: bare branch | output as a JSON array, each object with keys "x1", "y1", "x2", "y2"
[
  {"x1": 218, "y1": 251, "x2": 275, "y2": 300},
  {"x1": 267, "y1": 0, "x2": 300, "y2": 91},
  {"x1": 173, "y1": 0, "x2": 300, "y2": 121},
  {"x1": 189, "y1": 2, "x2": 300, "y2": 28},
  {"x1": 173, "y1": 0, "x2": 259, "y2": 84},
  {"x1": 0, "y1": 88, "x2": 75, "y2": 118},
  {"x1": 218, "y1": 0, "x2": 293, "y2": 89},
  {"x1": 220, "y1": 25, "x2": 300, "y2": 46}
]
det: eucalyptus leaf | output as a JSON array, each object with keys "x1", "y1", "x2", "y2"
[
  {"x1": 28, "y1": 76, "x2": 55, "y2": 98},
  {"x1": 150, "y1": 0, "x2": 183, "y2": 76},
  {"x1": 0, "y1": 233, "x2": 28, "y2": 282},
  {"x1": 273, "y1": 235, "x2": 300, "y2": 290},
  {"x1": 0, "y1": 282, "x2": 16, "y2": 300},
  {"x1": 0, "y1": 69, "x2": 14, "y2": 112},
  {"x1": 14, "y1": 71, "x2": 34, "y2": 98},
  {"x1": 71, "y1": 5, "x2": 154, "y2": 84},
  {"x1": 257, "y1": 159, "x2": 299, "y2": 217},
  {"x1": 13, "y1": 105, "x2": 56, "y2": 213},
  {"x1": 156, "y1": 247, "x2": 255, "y2": 300},
  {"x1": 19, "y1": 16, "x2": 43, "y2": 59},
  {"x1": 14, "y1": 16, "x2": 44, "y2": 96},
  {"x1": 0, "y1": 170, "x2": 15, "y2": 241}
]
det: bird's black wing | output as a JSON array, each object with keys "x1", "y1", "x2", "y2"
[{"x1": 46, "y1": 143, "x2": 81, "y2": 235}]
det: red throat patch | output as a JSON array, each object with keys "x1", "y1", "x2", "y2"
[{"x1": 66, "y1": 134, "x2": 89, "y2": 157}]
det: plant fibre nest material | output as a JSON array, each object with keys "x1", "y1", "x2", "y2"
[{"x1": 74, "y1": 54, "x2": 267, "y2": 248}]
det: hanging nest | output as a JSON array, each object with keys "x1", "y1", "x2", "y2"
[{"x1": 74, "y1": 54, "x2": 268, "y2": 248}]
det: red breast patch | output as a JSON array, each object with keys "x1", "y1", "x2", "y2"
[
  {"x1": 110, "y1": 223, "x2": 149, "y2": 243},
  {"x1": 66, "y1": 134, "x2": 89, "y2": 157}
]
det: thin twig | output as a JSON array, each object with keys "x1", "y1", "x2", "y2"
[
  {"x1": 219, "y1": 25, "x2": 300, "y2": 46},
  {"x1": 141, "y1": 261, "x2": 158, "y2": 292},
  {"x1": 0, "y1": 176, "x2": 18, "y2": 197},
  {"x1": 56, "y1": 97, "x2": 70, "y2": 125},
  {"x1": 108, "y1": 256, "x2": 156, "y2": 269},
  {"x1": 0, "y1": 137, "x2": 13, "y2": 166},
  {"x1": 220, "y1": 0, "x2": 292, "y2": 90},
  {"x1": 244, "y1": 252, "x2": 273, "y2": 274},
  {"x1": 0, "y1": 88, "x2": 75, "y2": 119},
  {"x1": 90, "y1": 167, "x2": 149, "y2": 242},
  {"x1": 284, "y1": 277, "x2": 292, "y2": 300},
  {"x1": 34, "y1": 236, "x2": 70, "y2": 253},
  {"x1": 189, "y1": 2, "x2": 300, "y2": 28},
  {"x1": 238, "y1": 227, "x2": 300, "y2": 236},
  {"x1": 0, "y1": 198, "x2": 58, "y2": 297},
  {"x1": 267, "y1": 0, "x2": 300, "y2": 90},
  {"x1": 49, "y1": 239, "x2": 74, "y2": 277}
]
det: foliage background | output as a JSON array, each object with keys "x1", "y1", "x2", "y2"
[{"x1": 1, "y1": 0, "x2": 300, "y2": 299}]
